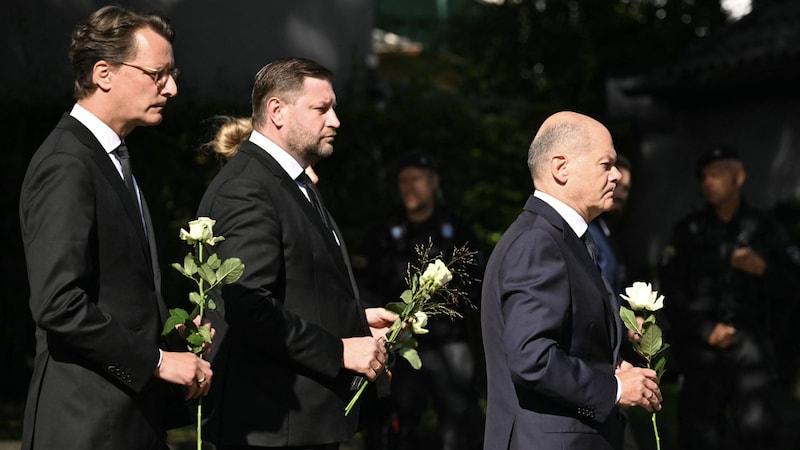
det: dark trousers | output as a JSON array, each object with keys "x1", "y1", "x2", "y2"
[{"x1": 677, "y1": 331, "x2": 778, "y2": 450}]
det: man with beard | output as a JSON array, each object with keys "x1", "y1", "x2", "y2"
[{"x1": 197, "y1": 57, "x2": 397, "y2": 450}]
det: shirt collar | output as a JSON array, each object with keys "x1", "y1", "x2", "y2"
[
  {"x1": 249, "y1": 129, "x2": 305, "y2": 180},
  {"x1": 70, "y1": 103, "x2": 122, "y2": 154},
  {"x1": 534, "y1": 190, "x2": 588, "y2": 238}
]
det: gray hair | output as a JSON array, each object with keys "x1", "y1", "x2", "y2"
[{"x1": 527, "y1": 121, "x2": 590, "y2": 178}]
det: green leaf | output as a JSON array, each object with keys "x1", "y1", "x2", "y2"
[
  {"x1": 198, "y1": 264, "x2": 217, "y2": 285},
  {"x1": 653, "y1": 356, "x2": 666, "y2": 374},
  {"x1": 400, "y1": 289, "x2": 413, "y2": 304},
  {"x1": 399, "y1": 333, "x2": 418, "y2": 348},
  {"x1": 196, "y1": 326, "x2": 212, "y2": 343},
  {"x1": 171, "y1": 262, "x2": 187, "y2": 277},
  {"x1": 619, "y1": 306, "x2": 639, "y2": 333},
  {"x1": 217, "y1": 257, "x2": 245, "y2": 284},
  {"x1": 162, "y1": 308, "x2": 189, "y2": 335},
  {"x1": 189, "y1": 291, "x2": 204, "y2": 306},
  {"x1": 206, "y1": 253, "x2": 221, "y2": 270},
  {"x1": 385, "y1": 302, "x2": 406, "y2": 315},
  {"x1": 654, "y1": 356, "x2": 667, "y2": 382},
  {"x1": 207, "y1": 298, "x2": 217, "y2": 310},
  {"x1": 643, "y1": 313, "x2": 656, "y2": 325},
  {"x1": 399, "y1": 347, "x2": 422, "y2": 369},
  {"x1": 186, "y1": 333, "x2": 205, "y2": 346},
  {"x1": 183, "y1": 254, "x2": 198, "y2": 276},
  {"x1": 639, "y1": 323, "x2": 663, "y2": 359}
]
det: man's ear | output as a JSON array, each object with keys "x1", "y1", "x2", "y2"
[
  {"x1": 551, "y1": 154, "x2": 568, "y2": 184},
  {"x1": 93, "y1": 60, "x2": 113, "y2": 92},
  {"x1": 735, "y1": 167, "x2": 747, "y2": 189},
  {"x1": 267, "y1": 97, "x2": 284, "y2": 128}
]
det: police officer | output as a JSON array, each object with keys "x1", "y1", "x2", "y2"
[
  {"x1": 354, "y1": 151, "x2": 483, "y2": 450},
  {"x1": 659, "y1": 145, "x2": 800, "y2": 450}
]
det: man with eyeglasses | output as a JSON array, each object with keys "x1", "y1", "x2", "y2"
[{"x1": 19, "y1": 6, "x2": 209, "y2": 450}]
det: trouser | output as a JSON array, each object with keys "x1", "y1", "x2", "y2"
[
  {"x1": 366, "y1": 341, "x2": 483, "y2": 450},
  {"x1": 677, "y1": 330, "x2": 779, "y2": 450}
]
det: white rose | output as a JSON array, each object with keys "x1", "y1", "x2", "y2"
[
  {"x1": 420, "y1": 259, "x2": 453, "y2": 290},
  {"x1": 412, "y1": 311, "x2": 429, "y2": 334},
  {"x1": 620, "y1": 281, "x2": 664, "y2": 312},
  {"x1": 179, "y1": 217, "x2": 224, "y2": 246}
]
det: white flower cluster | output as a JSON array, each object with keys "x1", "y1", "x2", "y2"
[{"x1": 420, "y1": 259, "x2": 453, "y2": 291}]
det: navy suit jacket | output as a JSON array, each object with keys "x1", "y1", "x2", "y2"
[
  {"x1": 481, "y1": 195, "x2": 625, "y2": 450},
  {"x1": 198, "y1": 142, "x2": 372, "y2": 447},
  {"x1": 19, "y1": 114, "x2": 186, "y2": 450}
]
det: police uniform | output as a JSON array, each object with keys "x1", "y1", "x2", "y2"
[
  {"x1": 659, "y1": 147, "x2": 800, "y2": 450},
  {"x1": 353, "y1": 153, "x2": 484, "y2": 450}
]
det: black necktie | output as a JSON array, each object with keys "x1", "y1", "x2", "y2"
[
  {"x1": 112, "y1": 143, "x2": 137, "y2": 202},
  {"x1": 296, "y1": 172, "x2": 331, "y2": 229},
  {"x1": 583, "y1": 231, "x2": 598, "y2": 265}
]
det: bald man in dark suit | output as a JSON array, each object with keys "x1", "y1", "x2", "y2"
[{"x1": 481, "y1": 111, "x2": 662, "y2": 450}]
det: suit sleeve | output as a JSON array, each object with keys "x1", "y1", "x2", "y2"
[
  {"x1": 499, "y1": 228, "x2": 617, "y2": 422},
  {"x1": 20, "y1": 151, "x2": 159, "y2": 391},
  {"x1": 201, "y1": 176, "x2": 344, "y2": 379}
]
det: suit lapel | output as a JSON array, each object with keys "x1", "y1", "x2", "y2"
[
  {"x1": 528, "y1": 196, "x2": 621, "y2": 358},
  {"x1": 62, "y1": 116, "x2": 152, "y2": 261},
  {"x1": 141, "y1": 194, "x2": 166, "y2": 321},
  {"x1": 240, "y1": 144, "x2": 352, "y2": 286}
]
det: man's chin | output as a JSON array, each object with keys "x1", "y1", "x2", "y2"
[
  {"x1": 139, "y1": 113, "x2": 164, "y2": 127},
  {"x1": 317, "y1": 145, "x2": 334, "y2": 159}
]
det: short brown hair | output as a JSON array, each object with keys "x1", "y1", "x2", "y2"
[
  {"x1": 69, "y1": 5, "x2": 174, "y2": 99},
  {"x1": 251, "y1": 57, "x2": 333, "y2": 126}
]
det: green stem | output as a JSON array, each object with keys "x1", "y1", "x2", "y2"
[
  {"x1": 344, "y1": 307, "x2": 409, "y2": 415},
  {"x1": 196, "y1": 243, "x2": 206, "y2": 449},
  {"x1": 344, "y1": 381, "x2": 366, "y2": 416},
  {"x1": 198, "y1": 244, "x2": 205, "y2": 322},
  {"x1": 652, "y1": 411, "x2": 660, "y2": 450},
  {"x1": 646, "y1": 356, "x2": 660, "y2": 450},
  {"x1": 197, "y1": 397, "x2": 203, "y2": 450}
]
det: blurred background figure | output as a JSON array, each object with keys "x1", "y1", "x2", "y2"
[
  {"x1": 588, "y1": 154, "x2": 643, "y2": 450},
  {"x1": 659, "y1": 145, "x2": 800, "y2": 450},
  {"x1": 588, "y1": 154, "x2": 632, "y2": 299},
  {"x1": 353, "y1": 150, "x2": 484, "y2": 450}
]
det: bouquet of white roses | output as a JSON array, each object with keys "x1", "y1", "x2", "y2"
[
  {"x1": 344, "y1": 241, "x2": 476, "y2": 415},
  {"x1": 163, "y1": 217, "x2": 244, "y2": 450},
  {"x1": 619, "y1": 281, "x2": 668, "y2": 450}
]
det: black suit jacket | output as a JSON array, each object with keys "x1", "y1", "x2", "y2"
[
  {"x1": 19, "y1": 114, "x2": 186, "y2": 450},
  {"x1": 481, "y1": 195, "x2": 625, "y2": 450},
  {"x1": 198, "y1": 141, "x2": 371, "y2": 447}
]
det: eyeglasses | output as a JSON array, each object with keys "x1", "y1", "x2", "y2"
[{"x1": 120, "y1": 62, "x2": 180, "y2": 87}]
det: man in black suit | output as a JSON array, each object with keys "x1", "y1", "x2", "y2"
[
  {"x1": 198, "y1": 57, "x2": 397, "y2": 450},
  {"x1": 481, "y1": 111, "x2": 662, "y2": 450},
  {"x1": 19, "y1": 6, "x2": 212, "y2": 450}
]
